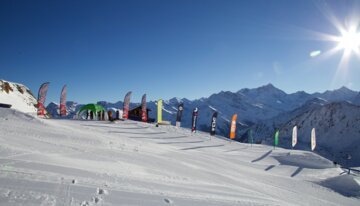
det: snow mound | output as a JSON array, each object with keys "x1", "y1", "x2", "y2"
[
  {"x1": 0, "y1": 80, "x2": 37, "y2": 114},
  {"x1": 320, "y1": 175, "x2": 360, "y2": 197}
]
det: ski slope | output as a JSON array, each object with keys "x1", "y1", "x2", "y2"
[{"x1": 0, "y1": 108, "x2": 359, "y2": 205}]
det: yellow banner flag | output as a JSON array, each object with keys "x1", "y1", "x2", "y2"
[{"x1": 157, "y1": 99, "x2": 162, "y2": 123}]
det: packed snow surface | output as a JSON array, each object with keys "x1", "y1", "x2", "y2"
[{"x1": 0, "y1": 108, "x2": 359, "y2": 205}]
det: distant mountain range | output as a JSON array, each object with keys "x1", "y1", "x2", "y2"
[
  {"x1": 46, "y1": 83, "x2": 359, "y2": 134},
  {"x1": 46, "y1": 83, "x2": 359, "y2": 167}
]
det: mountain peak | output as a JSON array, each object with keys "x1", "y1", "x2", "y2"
[
  {"x1": 337, "y1": 86, "x2": 352, "y2": 92},
  {"x1": 256, "y1": 83, "x2": 285, "y2": 94},
  {"x1": 258, "y1": 83, "x2": 282, "y2": 91},
  {"x1": 168, "y1": 97, "x2": 182, "y2": 104},
  {"x1": 321, "y1": 86, "x2": 355, "y2": 94},
  {"x1": 263, "y1": 83, "x2": 275, "y2": 88},
  {"x1": 48, "y1": 101, "x2": 59, "y2": 106},
  {"x1": 237, "y1": 83, "x2": 283, "y2": 94}
]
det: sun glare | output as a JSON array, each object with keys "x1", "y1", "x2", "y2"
[
  {"x1": 337, "y1": 28, "x2": 360, "y2": 52},
  {"x1": 307, "y1": 3, "x2": 360, "y2": 88}
]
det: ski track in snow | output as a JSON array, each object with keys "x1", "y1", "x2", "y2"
[{"x1": 0, "y1": 108, "x2": 359, "y2": 205}]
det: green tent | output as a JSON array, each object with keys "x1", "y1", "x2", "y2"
[{"x1": 78, "y1": 104, "x2": 106, "y2": 116}]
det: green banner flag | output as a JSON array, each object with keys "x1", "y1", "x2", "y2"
[
  {"x1": 274, "y1": 130, "x2": 279, "y2": 148},
  {"x1": 248, "y1": 129, "x2": 254, "y2": 145}
]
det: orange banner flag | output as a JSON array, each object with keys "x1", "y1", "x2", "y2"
[{"x1": 230, "y1": 114, "x2": 237, "y2": 139}]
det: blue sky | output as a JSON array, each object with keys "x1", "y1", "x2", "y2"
[{"x1": 0, "y1": 0, "x2": 359, "y2": 103}]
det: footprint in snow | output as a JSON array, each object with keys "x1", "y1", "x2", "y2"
[
  {"x1": 80, "y1": 201, "x2": 90, "y2": 206},
  {"x1": 93, "y1": 196, "x2": 102, "y2": 204},
  {"x1": 164, "y1": 198, "x2": 173, "y2": 204},
  {"x1": 97, "y1": 188, "x2": 108, "y2": 195}
]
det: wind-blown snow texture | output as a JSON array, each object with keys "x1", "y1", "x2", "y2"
[{"x1": 0, "y1": 108, "x2": 359, "y2": 205}]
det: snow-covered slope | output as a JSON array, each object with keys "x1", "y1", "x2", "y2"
[
  {"x1": 354, "y1": 92, "x2": 360, "y2": 105},
  {"x1": 0, "y1": 80, "x2": 37, "y2": 114},
  {"x1": 0, "y1": 108, "x2": 359, "y2": 205},
  {"x1": 313, "y1": 86, "x2": 358, "y2": 103},
  {"x1": 252, "y1": 102, "x2": 360, "y2": 167}
]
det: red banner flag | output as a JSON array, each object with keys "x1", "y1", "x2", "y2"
[
  {"x1": 122, "y1": 91, "x2": 132, "y2": 119},
  {"x1": 37, "y1": 82, "x2": 50, "y2": 116},
  {"x1": 60, "y1": 85, "x2": 67, "y2": 116},
  {"x1": 141, "y1": 94, "x2": 147, "y2": 122}
]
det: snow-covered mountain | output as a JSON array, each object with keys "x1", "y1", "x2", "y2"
[
  {"x1": 313, "y1": 86, "x2": 358, "y2": 103},
  {"x1": 246, "y1": 97, "x2": 329, "y2": 143},
  {"x1": 353, "y1": 92, "x2": 360, "y2": 105},
  {"x1": 142, "y1": 84, "x2": 357, "y2": 139},
  {"x1": 0, "y1": 80, "x2": 37, "y2": 114},
  {"x1": 51, "y1": 84, "x2": 359, "y2": 144},
  {"x1": 46, "y1": 102, "x2": 59, "y2": 117},
  {"x1": 251, "y1": 101, "x2": 360, "y2": 167},
  {"x1": 46, "y1": 101, "x2": 81, "y2": 118}
]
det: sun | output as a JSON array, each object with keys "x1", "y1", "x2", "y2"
[
  {"x1": 336, "y1": 27, "x2": 360, "y2": 53},
  {"x1": 304, "y1": 2, "x2": 360, "y2": 88}
]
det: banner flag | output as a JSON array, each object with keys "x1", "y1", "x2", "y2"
[
  {"x1": 311, "y1": 128, "x2": 316, "y2": 151},
  {"x1": 191, "y1": 107, "x2": 198, "y2": 133},
  {"x1": 37, "y1": 82, "x2": 50, "y2": 116},
  {"x1": 249, "y1": 129, "x2": 254, "y2": 145},
  {"x1": 60, "y1": 85, "x2": 67, "y2": 116},
  {"x1": 210, "y1": 111, "x2": 218, "y2": 136},
  {"x1": 292, "y1": 126, "x2": 297, "y2": 148},
  {"x1": 229, "y1": 114, "x2": 237, "y2": 139},
  {"x1": 157, "y1": 99, "x2": 163, "y2": 123},
  {"x1": 176, "y1": 103, "x2": 184, "y2": 127},
  {"x1": 122, "y1": 91, "x2": 132, "y2": 119},
  {"x1": 141, "y1": 94, "x2": 147, "y2": 122},
  {"x1": 274, "y1": 129, "x2": 279, "y2": 148}
]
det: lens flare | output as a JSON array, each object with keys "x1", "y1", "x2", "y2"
[{"x1": 310, "y1": 50, "x2": 321, "y2": 57}]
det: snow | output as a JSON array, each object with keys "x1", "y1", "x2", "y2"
[
  {"x1": 208, "y1": 105, "x2": 217, "y2": 111},
  {"x1": 221, "y1": 116, "x2": 230, "y2": 123},
  {"x1": 0, "y1": 108, "x2": 358, "y2": 205},
  {"x1": 316, "y1": 97, "x2": 329, "y2": 103},
  {"x1": 162, "y1": 107, "x2": 174, "y2": 114},
  {"x1": 260, "y1": 102, "x2": 360, "y2": 167},
  {"x1": 0, "y1": 80, "x2": 37, "y2": 114},
  {"x1": 253, "y1": 103, "x2": 264, "y2": 109}
]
